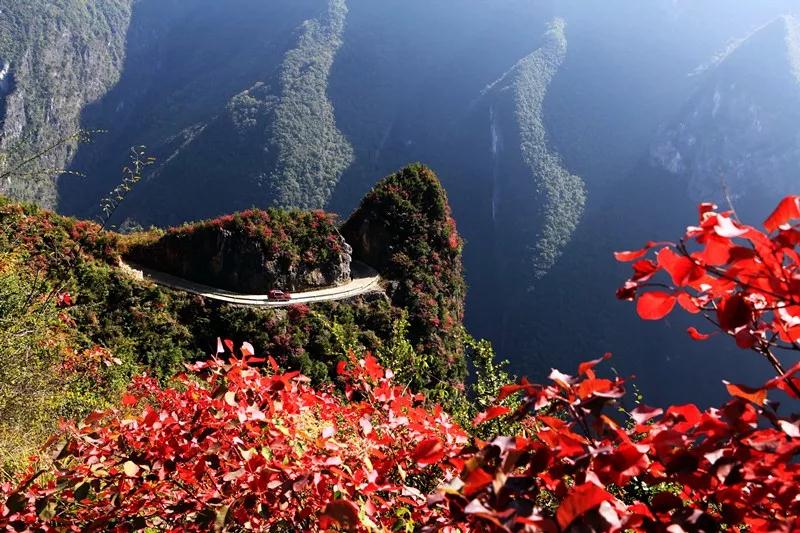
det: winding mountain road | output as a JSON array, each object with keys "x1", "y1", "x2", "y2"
[{"x1": 120, "y1": 261, "x2": 384, "y2": 308}]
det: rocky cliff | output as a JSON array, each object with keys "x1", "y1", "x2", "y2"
[
  {"x1": 342, "y1": 164, "x2": 466, "y2": 386},
  {"x1": 125, "y1": 209, "x2": 351, "y2": 293}
]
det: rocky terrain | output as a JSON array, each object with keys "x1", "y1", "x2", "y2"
[{"x1": 125, "y1": 209, "x2": 352, "y2": 293}]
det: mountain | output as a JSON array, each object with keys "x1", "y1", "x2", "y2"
[
  {"x1": 502, "y1": 14, "x2": 800, "y2": 407},
  {"x1": 58, "y1": 0, "x2": 330, "y2": 225},
  {"x1": 651, "y1": 15, "x2": 800, "y2": 204},
  {"x1": 0, "y1": 0, "x2": 133, "y2": 207}
]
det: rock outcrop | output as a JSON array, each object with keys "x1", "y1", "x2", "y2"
[
  {"x1": 342, "y1": 164, "x2": 466, "y2": 386},
  {"x1": 125, "y1": 209, "x2": 351, "y2": 293}
]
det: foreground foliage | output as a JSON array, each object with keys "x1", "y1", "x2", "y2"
[
  {"x1": 1, "y1": 349, "x2": 469, "y2": 531},
  {"x1": 2, "y1": 347, "x2": 797, "y2": 531},
  {"x1": 616, "y1": 197, "x2": 800, "y2": 396}
]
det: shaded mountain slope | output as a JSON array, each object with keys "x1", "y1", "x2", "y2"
[
  {"x1": 501, "y1": 15, "x2": 800, "y2": 407},
  {"x1": 651, "y1": 15, "x2": 800, "y2": 202},
  {"x1": 58, "y1": 0, "x2": 331, "y2": 225},
  {"x1": 484, "y1": 18, "x2": 585, "y2": 283}
]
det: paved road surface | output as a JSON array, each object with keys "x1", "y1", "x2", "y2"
[{"x1": 120, "y1": 261, "x2": 383, "y2": 307}]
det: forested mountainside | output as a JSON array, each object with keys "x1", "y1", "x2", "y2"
[
  {"x1": 0, "y1": 0, "x2": 132, "y2": 207},
  {"x1": 505, "y1": 10, "x2": 800, "y2": 407},
  {"x1": 479, "y1": 19, "x2": 584, "y2": 292},
  {"x1": 58, "y1": 0, "x2": 329, "y2": 224},
  {"x1": 3, "y1": 0, "x2": 800, "y2": 404}
]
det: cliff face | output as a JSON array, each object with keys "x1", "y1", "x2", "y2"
[
  {"x1": 0, "y1": 0, "x2": 134, "y2": 207},
  {"x1": 125, "y1": 209, "x2": 351, "y2": 293},
  {"x1": 343, "y1": 164, "x2": 466, "y2": 385},
  {"x1": 56, "y1": 0, "x2": 337, "y2": 226}
]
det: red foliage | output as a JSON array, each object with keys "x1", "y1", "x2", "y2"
[
  {"x1": 4, "y1": 350, "x2": 799, "y2": 531},
  {"x1": 429, "y1": 358, "x2": 800, "y2": 532},
  {"x1": 4, "y1": 197, "x2": 800, "y2": 531},
  {"x1": 617, "y1": 197, "x2": 800, "y2": 398},
  {"x1": 1, "y1": 353, "x2": 467, "y2": 531}
]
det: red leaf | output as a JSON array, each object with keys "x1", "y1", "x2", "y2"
[
  {"x1": 631, "y1": 260, "x2": 659, "y2": 282},
  {"x1": 630, "y1": 405, "x2": 663, "y2": 424},
  {"x1": 363, "y1": 354, "x2": 383, "y2": 380},
  {"x1": 556, "y1": 483, "x2": 614, "y2": 529},
  {"x1": 319, "y1": 499, "x2": 359, "y2": 529},
  {"x1": 411, "y1": 438, "x2": 446, "y2": 466},
  {"x1": 698, "y1": 202, "x2": 718, "y2": 221},
  {"x1": 464, "y1": 467, "x2": 494, "y2": 496},
  {"x1": 701, "y1": 234, "x2": 733, "y2": 265},
  {"x1": 724, "y1": 382, "x2": 767, "y2": 405},
  {"x1": 734, "y1": 328, "x2": 757, "y2": 349},
  {"x1": 717, "y1": 295, "x2": 752, "y2": 331},
  {"x1": 497, "y1": 380, "x2": 530, "y2": 402},
  {"x1": 121, "y1": 394, "x2": 138, "y2": 407},
  {"x1": 665, "y1": 404, "x2": 702, "y2": 425},
  {"x1": 714, "y1": 215, "x2": 748, "y2": 238},
  {"x1": 223, "y1": 339, "x2": 234, "y2": 353},
  {"x1": 614, "y1": 245, "x2": 651, "y2": 262},
  {"x1": 677, "y1": 293, "x2": 701, "y2": 314},
  {"x1": 764, "y1": 195, "x2": 800, "y2": 233},
  {"x1": 636, "y1": 292, "x2": 677, "y2": 320},
  {"x1": 687, "y1": 327, "x2": 711, "y2": 341},
  {"x1": 578, "y1": 353, "x2": 612, "y2": 376},
  {"x1": 657, "y1": 248, "x2": 696, "y2": 286},
  {"x1": 473, "y1": 406, "x2": 511, "y2": 426}
]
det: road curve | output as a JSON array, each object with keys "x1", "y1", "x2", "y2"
[{"x1": 120, "y1": 261, "x2": 384, "y2": 308}]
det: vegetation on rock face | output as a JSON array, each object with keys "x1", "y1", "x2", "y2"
[
  {"x1": 342, "y1": 164, "x2": 467, "y2": 390},
  {"x1": 124, "y1": 208, "x2": 351, "y2": 293},
  {"x1": 514, "y1": 19, "x2": 586, "y2": 281},
  {"x1": 0, "y1": 0, "x2": 133, "y2": 206},
  {"x1": 267, "y1": 0, "x2": 354, "y2": 209},
  {"x1": 486, "y1": 18, "x2": 586, "y2": 283}
]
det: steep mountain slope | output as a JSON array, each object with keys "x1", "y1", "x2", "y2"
[
  {"x1": 501, "y1": 15, "x2": 800, "y2": 407},
  {"x1": 61, "y1": 0, "x2": 338, "y2": 225},
  {"x1": 92, "y1": 0, "x2": 353, "y2": 226},
  {"x1": 651, "y1": 15, "x2": 800, "y2": 203},
  {"x1": 483, "y1": 18, "x2": 585, "y2": 283},
  {"x1": 0, "y1": 0, "x2": 133, "y2": 207}
]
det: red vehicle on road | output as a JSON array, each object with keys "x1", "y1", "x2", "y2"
[{"x1": 268, "y1": 289, "x2": 292, "y2": 302}]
